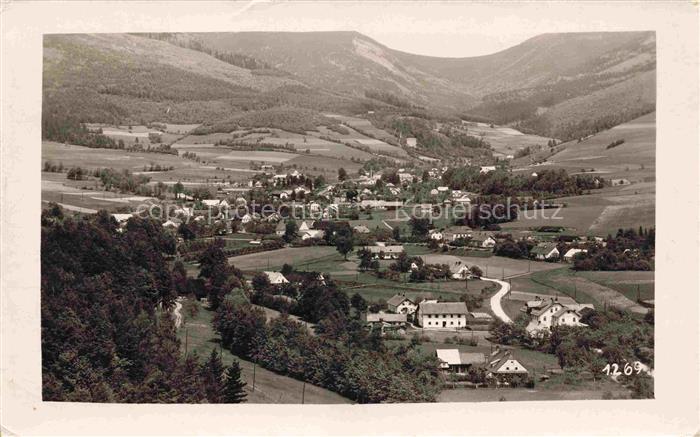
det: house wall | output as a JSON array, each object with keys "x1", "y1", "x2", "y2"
[
  {"x1": 496, "y1": 359, "x2": 527, "y2": 373},
  {"x1": 419, "y1": 313, "x2": 467, "y2": 329}
]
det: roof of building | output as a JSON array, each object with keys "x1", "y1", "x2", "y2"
[
  {"x1": 564, "y1": 248, "x2": 587, "y2": 258},
  {"x1": 436, "y1": 349, "x2": 486, "y2": 366},
  {"x1": 531, "y1": 243, "x2": 559, "y2": 256},
  {"x1": 459, "y1": 352, "x2": 487, "y2": 365},
  {"x1": 387, "y1": 294, "x2": 414, "y2": 307},
  {"x1": 362, "y1": 245, "x2": 404, "y2": 253},
  {"x1": 419, "y1": 301, "x2": 469, "y2": 315},
  {"x1": 364, "y1": 313, "x2": 407, "y2": 323},
  {"x1": 436, "y1": 349, "x2": 461, "y2": 366},
  {"x1": 487, "y1": 349, "x2": 528, "y2": 373},
  {"x1": 263, "y1": 271, "x2": 289, "y2": 284},
  {"x1": 444, "y1": 226, "x2": 472, "y2": 235},
  {"x1": 469, "y1": 312, "x2": 493, "y2": 320}
]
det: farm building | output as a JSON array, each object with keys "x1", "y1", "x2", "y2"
[
  {"x1": 263, "y1": 271, "x2": 289, "y2": 285},
  {"x1": 530, "y1": 243, "x2": 560, "y2": 260},
  {"x1": 443, "y1": 226, "x2": 472, "y2": 242},
  {"x1": 386, "y1": 294, "x2": 418, "y2": 314},
  {"x1": 435, "y1": 349, "x2": 486, "y2": 374},
  {"x1": 486, "y1": 349, "x2": 529, "y2": 378},
  {"x1": 417, "y1": 301, "x2": 469, "y2": 329},
  {"x1": 563, "y1": 248, "x2": 587, "y2": 262},
  {"x1": 406, "y1": 137, "x2": 417, "y2": 148},
  {"x1": 360, "y1": 245, "x2": 405, "y2": 259},
  {"x1": 429, "y1": 230, "x2": 444, "y2": 240},
  {"x1": 353, "y1": 225, "x2": 371, "y2": 234},
  {"x1": 470, "y1": 234, "x2": 496, "y2": 249},
  {"x1": 363, "y1": 313, "x2": 407, "y2": 333}
]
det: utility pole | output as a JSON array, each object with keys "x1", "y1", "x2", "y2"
[
  {"x1": 184, "y1": 327, "x2": 189, "y2": 356},
  {"x1": 252, "y1": 362, "x2": 256, "y2": 392},
  {"x1": 301, "y1": 381, "x2": 306, "y2": 405}
]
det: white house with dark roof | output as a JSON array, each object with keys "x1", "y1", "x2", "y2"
[
  {"x1": 387, "y1": 294, "x2": 417, "y2": 314},
  {"x1": 531, "y1": 243, "x2": 560, "y2": 260},
  {"x1": 417, "y1": 301, "x2": 469, "y2": 329},
  {"x1": 525, "y1": 298, "x2": 588, "y2": 335},
  {"x1": 486, "y1": 348, "x2": 528, "y2": 377}
]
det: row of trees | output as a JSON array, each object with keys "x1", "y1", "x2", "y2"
[
  {"x1": 441, "y1": 168, "x2": 603, "y2": 197},
  {"x1": 213, "y1": 297, "x2": 441, "y2": 403}
]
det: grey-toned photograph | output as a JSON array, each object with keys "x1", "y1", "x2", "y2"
[{"x1": 40, "y1": 22, "x2": 656, "y2": 403}]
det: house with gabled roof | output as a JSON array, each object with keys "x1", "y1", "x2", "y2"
[
  {"x1": 386, "y1": 294, "x2": 417, "y2": 314},
  {"x1": 524, "y1": 298, "x2": 588, "y2": 335},
  {"x1": 530, "y1": 243, "x2": 560, "y2": 261},
  {"x1": 263, "y1": 271, "x2": 289, "y2": 285},
  {"x1": 417, "y1": 301, "x2": 469, "y2": 329},
  {"x1": 486, "y1": 348, "x2": 528, "y2": 378}
]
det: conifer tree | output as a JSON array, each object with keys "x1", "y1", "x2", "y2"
[
  {"x1": 201, "y1": 349, "x2": 226, "y2": 403},
  {"x1": 223, "y1": 361, "x2": 247, "y2": 403}
]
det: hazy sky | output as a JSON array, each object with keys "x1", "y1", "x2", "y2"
[{"x1": 221, "y1": 1, "x2": 657, "y2": 57}]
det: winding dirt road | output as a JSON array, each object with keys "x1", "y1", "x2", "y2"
[{"x1": 484, "y1": 278, "x2": 512, "y2": 324}]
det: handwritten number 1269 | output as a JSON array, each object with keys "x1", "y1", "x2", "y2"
[{"x1": 602, "y1": 362, "x2": 642, "y2": 376}]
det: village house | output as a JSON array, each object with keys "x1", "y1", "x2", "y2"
[
  {"x1": 202, "y1": 199, "x2": 230, "y2": 209},
  {"x1": 435, "y1": 349, "x2": 486, "y2": 374},
  {"x1": 443, "y1": 226, "x2": 472, "y2": 242},
  {"x1": 398, "y1": 172, "x2": 413, "y2": 184},
  {"x1": 564, "y1": 248, "x2": 587, "y2": 262},
  {"x1": 530, "y1": 243, "x2": 560, "y2": 261},
  {"x1": 363, "y1": 313, "x2": 407, "y2": 333},
  {"x1": 361, "y1": 245, "x2": 405, "y2": 259},
  {"x1": 429, "y1": 229, "x2": 444, "y2": 240},
  {"x1": 524, "y1": 298, "x2": 590, "y2": 335},
  {"x1": 480, "y1": 166, "x2": 497, "y2": 174},
  {"x1": 353, "y1": 225, "x2": 371, "y2": 234},
  {"x1": 405, "y1": 137, "x2": 417, "y2": 148},
  {"x1": 301, "y1": 229, "x2": 325, "y2": 240},
  {"x1": 263, "y1": 271, "x2": 289, "y2": 285},
  {"x1": 485, "y1": 348, "x2": 529, "y2": 380},
  {"x1": 298, "y1": 220, "x2": 314, "y2": 232},
  {"x1": 417, "y1": 301, "x2": 469, "y2": 329},
  {"x1": 275, "y1": 221, "x2": 287, "y2": 237},
  {"x1": 470, "y1": 234, "x2": 497, "y2": 249},
  {"x1": 386, "y1": 294, "x2": 418, "y2": 314},
  {"x1": 448, "y1": 260, "x2": 471, "y2": 280}
]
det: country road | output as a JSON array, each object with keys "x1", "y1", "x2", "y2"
[{"x1": 484, "y1": 278, "x2": 512, "y2": 324}]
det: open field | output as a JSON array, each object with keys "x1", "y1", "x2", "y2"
[
  {"x1": 177, "y1": 127, "x2": 375, "y2": 161},
  {"x1": 577, "y1": 270, "x2": 654, "y2": 302},
  {"x1": 177, "y1": 298, "x2": 350, "y2": 404},
  {"x1": 420, "y1": 254, "x2": 561, "y2": 279},
  {"x1": 526, "y1": 268, "x2": 649, "y2": 313},
  {"x1": 512, "y1": 112, "x2": 655, "y2": 182},
  {"x1": 42, "y1": 141, "x2": 260, "y2": 187},
  {"x1": 457, "y1": 121, "x2": 553, "y2": 157},
  {"x1": 501, "y1": 182, "x2": 655, "y2": 236},
  {"x1": 228, "y1": 246, "x2": 339, "y2": 271},
  {"x1": 506, "y1": 112, "x2": 655, "y2": 236}
]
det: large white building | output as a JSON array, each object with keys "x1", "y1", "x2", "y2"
[{"x1": 417, "y1": 301, "x2": 469, "y2": 329}]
